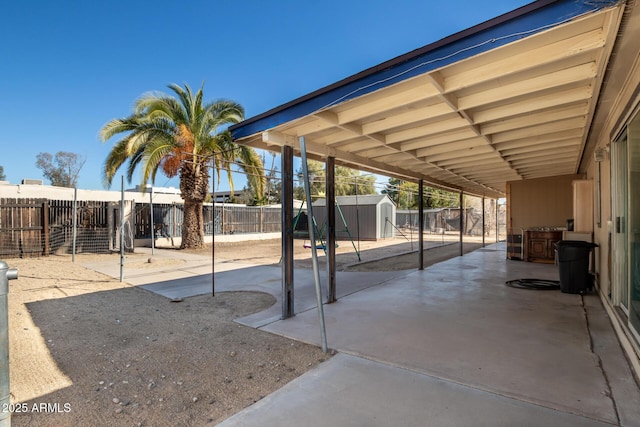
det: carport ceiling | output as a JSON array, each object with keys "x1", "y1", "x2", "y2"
[{"x1": 231, "y1": 2, "x2": 624, "y2": 199}]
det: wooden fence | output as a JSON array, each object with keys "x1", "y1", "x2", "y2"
[{"x1": 0, "y1": 198, "x2": 112, "y2": 258}]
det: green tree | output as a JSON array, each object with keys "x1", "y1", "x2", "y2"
[
  {"x1": 294, "y1": 161, "x2": 377, "y2": 200},
  {"x1": 263, "y1": 152, "x2": 281, "y2": 205},
  {"x1": 294, "y1": 160, "x2": 325, "y2": 200},
  {"x1": 334, "y1": 166, "x2": 376, "y2": 196},
  {"x1": 35, "y1": 151, "x2": 86, "y2": 187},
  {"x1": 383, "y1": 178, "x2": 458, "y2": 209},
  {"x1": 425, "y1": 187, "x2": 459, "y2": 208},
  {"x1": 100, "y1": 83, "x2": 265, "y2": 248},
  {"x1": 0, "y1": 165, "x2": 5, "y2": 181}
]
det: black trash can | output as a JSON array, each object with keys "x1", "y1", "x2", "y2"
[{"x1": 555, "y1": 240, "x2": 597, "y2": 294}]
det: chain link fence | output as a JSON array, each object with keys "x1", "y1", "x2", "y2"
[
  {"x1": 134, "y1": 203, "x2": 282, "y2": 239},
  {"x1": 0, "y1": 197, "x2": 133, "y2": 258},
  {"x1": 396, "y1": 201, "x2": 507, "y2": 238},
  {"x1": 2, "y1": 196, "x2": 506, "y2": 258}
]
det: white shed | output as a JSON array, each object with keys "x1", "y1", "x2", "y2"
[{"x1": 312, "y1": 194, "x2": 396, "y2": 241}]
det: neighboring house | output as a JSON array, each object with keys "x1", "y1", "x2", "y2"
[{"x1": 230, "y1": 0, "x2": 640, "y2": 380}]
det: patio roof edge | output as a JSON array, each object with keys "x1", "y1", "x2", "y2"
[{"x1": 230, "y1": 0, "x2": 620, "y2": 141}]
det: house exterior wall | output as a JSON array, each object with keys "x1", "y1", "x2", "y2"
[
  {"x1": 583, "y1": 1, "x2": 640, "y2": 373},
  {"x1": 0, "y1": 182, "x2": 183, "y2": 204},
  {"x1": 507, "y1": 175, "x2": 580, "y2": 232},
  {"x1": 587, "y1": 158, "x2": 612, "y2": 299}
]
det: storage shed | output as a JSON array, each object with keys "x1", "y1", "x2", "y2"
[{"x1": 312, "y1": 194, "x2": 395, "y2": 241}]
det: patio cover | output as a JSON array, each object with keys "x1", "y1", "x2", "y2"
[{"x1": 230, "y1": 0, "x2": 626, "y2": 199}]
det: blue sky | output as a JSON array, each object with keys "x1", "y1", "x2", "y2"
[{"x1": 1, "y1": 0, "x2": 531, "y2": 193}]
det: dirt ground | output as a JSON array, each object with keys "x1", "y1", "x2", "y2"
[
  {"x1": 5, "y1": 235, "x2": 488, "y2": 426},
  {"x1": 203, "y1": 234, "x2": 486, "y2": 271}
]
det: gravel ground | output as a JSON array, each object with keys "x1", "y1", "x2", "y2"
[{"x1": 7, "y1": 257, "x2": 327, "y2": 427}]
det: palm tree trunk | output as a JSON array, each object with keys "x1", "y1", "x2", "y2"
[
  {"x1": 182, "y1": 198, "x2": 204, "y2": 248},
  {"x1": 180, "y1": 163, "x2": 209, "y2": 249}
]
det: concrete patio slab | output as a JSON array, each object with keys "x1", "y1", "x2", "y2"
[
  {"x1": 217, "y1": 353, "x2": 613, "y2": 427},
  {"x1": 234, "y1": 243, "x2": 640, "y2": 425},
  {"x1": 78, "y1": 243, "x2": 640, "y2": 425}
]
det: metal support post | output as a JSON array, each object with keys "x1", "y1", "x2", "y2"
[
  {"x1": 300, "y1": 137, "x2": 328, "y2": 353},
  {"x1": 72, "y1": 187, "x2": 77, "y2": 262},
  {"x1": 482, "y1": 196, "x2": 486, "y2": 247},
  {"x1": 1, "y1": 261, "x2": 18, "y2": 427},
  {"x1": 281, "y1": 145, "x2": 294, "y2": 319},
  {"x1": 150, "y1": 186, "x2": 155, "y2": 256},
  {"x1": 120, "y1": 176, "x2": 125, "y2": 282},
  {"x1": 418, "y1": 180, "x2": 424, "y2": 270},
  {"x1": 459, "y1": 191, "x2": 464, "y2": 256},
  {"x1": 326, "y1": 156, "x2": 336, "y2": 303},
  {"x1": 211, "y1": 159, "x2": 215, "y2": 297},
  {"x1": 496, "y1": 199, "x2": 499, "y2": 243}
]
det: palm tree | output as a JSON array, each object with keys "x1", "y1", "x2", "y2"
[{"x1": 100, "y1": 83, "x2": 265, "y2": 248}]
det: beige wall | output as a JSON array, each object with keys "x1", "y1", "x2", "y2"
[
  {"x1": 586, "y1": 158, "x2": 611, "y2": 297},
  {"x1": 0, "y1": 182, "x2": 183, "y2": 204},
  {"x1": 507, "y1": 175, "x2": 580, "y2": 232},
  {"x1": 583, "y1": 3, "x2": 640, "y2": 297},
  {"x1": 581, "y1": 2, "x2": 640, "y2": 372}
]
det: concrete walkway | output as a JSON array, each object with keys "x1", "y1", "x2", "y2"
[{"x1": 80, "y1": 243, "x2": 640, "y2": 426}]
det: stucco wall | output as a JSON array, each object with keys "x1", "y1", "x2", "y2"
[
  {"x1": 507, "y1": 174, "x2": 580, "y2": 232},
  {"x1": 581, "y1": 1, "x2": 640, "y2": 371},
  {"x1": 583, "y1": 2, "x2": 640, "y2": 297},
  {"x1": 0, "y1": 182, "x2": 183, "y2": 204}
]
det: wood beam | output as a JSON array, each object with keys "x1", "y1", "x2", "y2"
[
  {"x1": 398, "y1": 130, "x2": 479, "y2": 151},
  {"x1": 492, "y1": 130, "x2": 583, "y2": 150},
  {"x1": 480, "y1": 103, "x2": 589, "y2": 136},
  {"x1": 336, "y1": 75, "x2": 440, "y2": 123},
  {"x1": 418, "y1": 144, "x2": 495, "y2": 161},
  {"x1": 490, "y1": 117, "x2": 587, "y2": 144},
  {"x1": 386, "y1": 116, "x2": 469, "y2": 144},
  {"x1": 472, "y1": 86, "x2": 593, "y2": 124},
  {"x1": 458, "y1": 62, "x2": 597, "y2": 110},
  {"x1": 361, "y1": 102, "x2": 453, "y2": 134},
  {"x1": 445, "y1": 28, "x2": 605, "y2": 91},
  {"x1": 498, "y1": 139, "x2": 581, "y2": 156}
]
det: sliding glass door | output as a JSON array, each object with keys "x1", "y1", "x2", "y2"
[
  {"x1": 612, "y1": 107, "x2": 640, "y2": 339},
  {"x1": 628, "y1": 111, "x2": 640, "y2": 335},
  {"x1": 612, "y1": 134, "x2": 628, "y2": 311}
]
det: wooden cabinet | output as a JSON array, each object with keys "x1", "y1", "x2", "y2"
[{"x1": 524, "y1": 230, "x2": 563, "y2": 263}]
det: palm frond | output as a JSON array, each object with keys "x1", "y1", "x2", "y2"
[
  {"x1": 99, "y1": 117, "x2": 141, "y2": 142},
  {"x1": 101, "y1": 82, "x2": 255, "y2": 201},
  {"x1": 102, "y1": 139, "x2": 131, "y2": 188},
  {"x1": 140, "y1": 137, "x2": 175, "y2": 187}
]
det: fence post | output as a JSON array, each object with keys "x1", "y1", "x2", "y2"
[
  {"x1": 72, "y1": 188, "x2": 78, "y2": 262},
  {"x1": 173, "y1": 203, "x2": 177, "y2": 237},
  {"x1": 42, "y1": 201, "x2": 50, "y2": 256},
  {"x1": 1, "y1": 260, "x2": 18, "y2": 427},
  {"x1": 150, "y1": 187, "x2": 154, "y2": 256}
]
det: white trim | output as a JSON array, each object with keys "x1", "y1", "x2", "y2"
[{"x1": 599, "y1": 290, "x2": 640, "y2": 378}]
